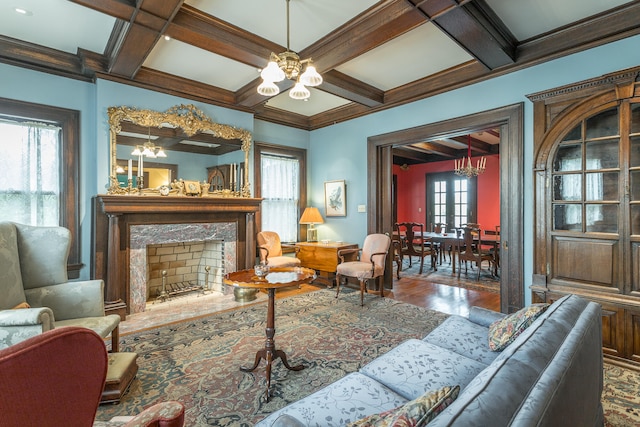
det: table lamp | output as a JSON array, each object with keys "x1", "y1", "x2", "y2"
[{"x1": 299, "y1": 207, "x2": 324, "y2": 242}]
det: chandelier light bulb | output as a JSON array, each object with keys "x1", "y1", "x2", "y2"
[
  {"x1": 260, "y1": 61, "x2": 285, "y2": 82},
  {"x1": 257, "y1": 80, "x2": 280, "y2": 96},
  {"x1": 300, "y1": 64, "x2": 322, "y2": 87},
  {"x1": 289, "y1": 82, "x2": 310, "y2": 100}
]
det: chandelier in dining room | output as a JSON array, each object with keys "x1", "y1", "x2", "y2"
[{"x1": 454, "y1": 134, "x2": 486, "y2": 178}]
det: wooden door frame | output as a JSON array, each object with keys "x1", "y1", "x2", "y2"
[{"x1": 368, "y1": 103, "x2": 524, "y2": 314}]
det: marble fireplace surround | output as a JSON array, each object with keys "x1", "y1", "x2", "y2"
[
  {"x1": 130, "y1": 223, "x2": 233, "y2": 313},
  {"x1": 92, "y1": 195, "x2": 261, "y2": 318}
]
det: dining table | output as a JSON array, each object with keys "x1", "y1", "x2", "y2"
[{"x1": 400, "y1": 230, "x2": 500, "y2": 275}]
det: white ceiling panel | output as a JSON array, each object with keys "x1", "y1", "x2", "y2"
[
  {"x1": 266, "y1": 87, "x2": 351, "y2": 116},
  {"x1": 335, "y1": 22, "x2": 473, "y2": 91},
  {"x1": 185, "y1": 0, "x2": 379, "y2": 52},
  {"x1": 144, "y1": 40, "x2": 259, "y2": 91},
  {"x1": 0, "y1": 0, "x2": 114, "y2": 54},
  {"x1": 485, "y1": 0, "x2": 633, "y2": 41}
]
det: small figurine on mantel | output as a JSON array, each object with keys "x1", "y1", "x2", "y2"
[
  {"x1": 171, "y1": 179, "x2": 185, "y2": 196},
  {"x1": 200, "y1": 181, "x2": 210, "y2": 196}
]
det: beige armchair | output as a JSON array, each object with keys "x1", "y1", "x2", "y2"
[
  {"x1": 0, "y1": 222, "x2": 120, "y2": 351},
  {"x1": 257, "y1": 231, "x2": 302, "y2": 268},
  {"x1": 335, "y1": 234, "x2": 391, "y2": 306}
]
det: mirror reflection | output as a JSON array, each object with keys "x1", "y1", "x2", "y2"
[{"x1": 107, "y1": 104, "x2": 251, "y2": 197}]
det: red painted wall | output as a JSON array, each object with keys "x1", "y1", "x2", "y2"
[{"x1": 394, "y1": 155, "x2": 500, "y2": 231}]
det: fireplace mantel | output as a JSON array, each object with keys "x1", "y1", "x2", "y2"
[{"x1": 92, "y1": 195, "x2": 262, "y2": 318}]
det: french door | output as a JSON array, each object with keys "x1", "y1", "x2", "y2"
[{"x1": 426, "y1": 172, "x2": 477, "y2": 231}]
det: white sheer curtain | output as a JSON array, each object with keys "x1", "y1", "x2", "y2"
[
  {"x1": 0, "y1": 119, "x2": 60, "y2": 225},
  {"x1": 261, "y1": 154, "x2": 300, "y2": 242}
]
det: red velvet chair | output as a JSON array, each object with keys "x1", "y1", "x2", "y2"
[{"x1": 0, "y1": 327, "x2": 185, "y2": 427}]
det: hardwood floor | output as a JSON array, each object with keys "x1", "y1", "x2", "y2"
[
  {"x1": 386, "y1": 276, "x2": 500, "y2": 317},
  {"x1": 119, "y1": 267, "x2": 500, "y2": 335}
]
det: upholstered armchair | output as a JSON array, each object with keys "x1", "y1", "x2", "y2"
[
  {"x1": 0, "y1": 327, "x2": 184, "y2": 427},
  {"x1": 0, "y1": 222, "x2": 120, "y2": 351},
  {"x1": 335, "y1": 234, "x2": 391, "y2": 306},
  {"x1": 257, "y1": 231, "x2": 302, "y2": 268}
]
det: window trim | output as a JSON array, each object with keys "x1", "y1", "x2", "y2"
[
  {"x1": 0, "y1": 97, "x2": 81, "y2": 278},
  {"x1": 254, "y1": 142, "x2": 307, "y2": 241}
]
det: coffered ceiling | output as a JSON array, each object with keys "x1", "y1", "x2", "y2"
[{"x1": 1, "y1": 0, "x2": 638, "y2": 135}]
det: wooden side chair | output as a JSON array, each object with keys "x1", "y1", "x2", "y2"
[
  {"x1": 458, "y1": 226, "x2": 494, "y2": 281},
  {"x1": 335, "y1": 234, "x2": 391, "y2": 306},
  {"x1": 396, "y1": 222, "x2": 437, "y2": 274}
]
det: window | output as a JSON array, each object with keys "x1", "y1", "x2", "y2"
[
  {"x1": 426, "y1": 172, "x2": 476, "y2": 229},
  {"x1": 0, "y1": 98, "x2": 81, "y2": 276},
  {"x1": 0, "y1": 120, "x2": 61, "y2": 225},
  {"x1": 254, "y1": 143, "x2": 307, "y2": 243}
]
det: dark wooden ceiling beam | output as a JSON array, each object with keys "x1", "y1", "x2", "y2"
[
  {"x1": 410, "y1": 142, "x2": 459, "y2": 158},
  {"x1": 422, "y1": 1, "x2": 516, "y2": 69},
  {"x1": 321, "y1": 70, "x2": 384, "y2": 107},
  {"x1": 105, "y1": 0, "x2": 184, "y2": 78},
  {"x1": 300, "y1": 0, "x2": 425, "y2": 71},
  {"x1": 168, "y1": 5, "x2": 280, "y2": 68}
]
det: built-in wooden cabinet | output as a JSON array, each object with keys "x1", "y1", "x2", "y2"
[{"x1": 530, "y1": 66, "x2": 640, "y2": 366}]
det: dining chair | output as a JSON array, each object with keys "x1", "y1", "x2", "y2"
[
  {"x1": 256, "y1": 231, "x2": 301, "y2": 268},
  {"x1": 390, "y1": 225, "x2": 403, "y2": 279},
  {"x1": 335, "y1": 234, "x2": 391, "y2": 306},
  {"x1": 396, "y1": 222, "x2": 437, "y2": 274},
  {"x1": 457, "y1": 226, "x2": 494, "y2": 281}
]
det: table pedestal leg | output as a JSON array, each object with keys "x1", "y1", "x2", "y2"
[{"x1": 240, "y1": 288, "x2": 304, "y2": 400}]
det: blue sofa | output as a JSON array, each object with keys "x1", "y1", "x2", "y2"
[{"x1": 257, "y1": 294, "x2": 603, "y2": 426}]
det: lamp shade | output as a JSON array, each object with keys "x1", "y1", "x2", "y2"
[{"x1": 299, "y1": 207, "x2": 324, "y2": 224}]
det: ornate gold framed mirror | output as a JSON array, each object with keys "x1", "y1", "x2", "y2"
[{"x1": 107, "y1": 104, "x2": 251, "y2": 197}]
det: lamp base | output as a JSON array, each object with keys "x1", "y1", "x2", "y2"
[{"x1": 307, "y1": 227, "x2": 318, "y2": 242}]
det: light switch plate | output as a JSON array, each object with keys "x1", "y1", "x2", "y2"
[{"x1": 357, "y1": 205, "x2": 366, "y2": 213}]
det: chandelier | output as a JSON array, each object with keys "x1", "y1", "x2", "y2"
[
  {"x1": 454, "y1": 134, "x2": 486, "y2": 178},
  {"x1": 131, "y1": 128, "x2": 167, "y2": 159},
  {"x1": 257, "y1": 0, "x2": 323, "y2": 100}
]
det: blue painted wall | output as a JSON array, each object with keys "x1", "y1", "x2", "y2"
[{"x1": 1, "y1": 34, "x2": 639, "y2": 304}]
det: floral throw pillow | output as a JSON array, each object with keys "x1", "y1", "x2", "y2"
[
  {"x1": 488, "y1": 303, "x2": 550, "y2": 351},
  {"x1": 347, "y1": 385, "x2": 460, "y2": 427}
]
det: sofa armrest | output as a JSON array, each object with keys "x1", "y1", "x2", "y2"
[
  {"x1": 24, "y1": 280, "x2": 106, "y2": 321},
  {"x1": 468, "y1": 306, "x2": 506, "y2": 327}
]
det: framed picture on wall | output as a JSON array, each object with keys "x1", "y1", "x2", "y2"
[{"x1": 324, "y1": 180, "x2": 346, "y2": 217}]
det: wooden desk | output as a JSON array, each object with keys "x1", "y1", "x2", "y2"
[{"x1": 295, "y1": 241, "x2": 358, "y2": 286}]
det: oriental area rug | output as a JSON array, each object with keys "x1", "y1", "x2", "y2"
[{"x1": 95, "y1": 289, "x2": 640, "y2": 427}]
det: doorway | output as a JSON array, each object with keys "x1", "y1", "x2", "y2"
[{"x1": 367, "y1": 103, "x2": 524, "y2": 313}]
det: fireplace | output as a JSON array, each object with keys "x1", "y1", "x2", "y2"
[{"x1": 92, "y1": 195, "x2": 261, "y2": 318}]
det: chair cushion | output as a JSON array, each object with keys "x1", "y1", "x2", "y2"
[
  {"x1": 15, "y1": 223, "x2": 70, "y2": 289},
  {"x1": 337, "y1": 261, "x2": 384, "y2": 280},
  {"x1": 487, "y1": 303, "x2": 550, "y2": 351},
  {"x1": 0, "y1": 222, "x2": 27, "y2": 310},
  {"x1": 55, "y1": 314, "x2": 121, "y2": 339},
  {"x1": 264, "y1": 256, "x2": 301, "y2": 268},
  {"x1": 347, "y1": 385, "x2": 460, "y2": 427}
]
